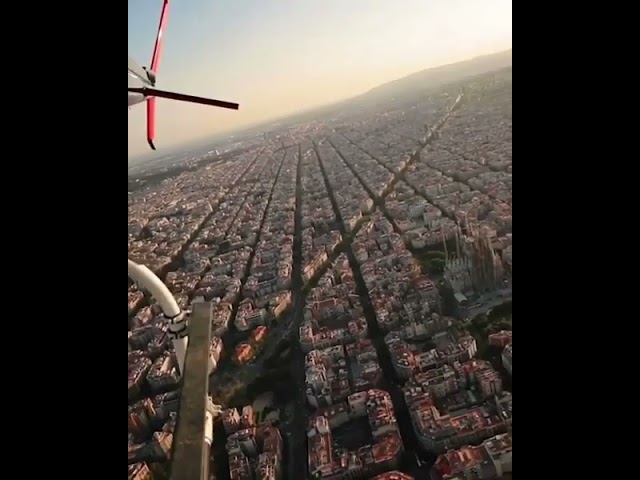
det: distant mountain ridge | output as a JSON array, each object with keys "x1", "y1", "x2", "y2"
[
  {"x1": 358, "y1": 49, "x2": 512, "y2": 102},
  {"x1": 131, "y1": 49, "x2": 512, "y2": 163},
  {"x1": 271, "y1": 49, "x2": 513, "y2": 123}
]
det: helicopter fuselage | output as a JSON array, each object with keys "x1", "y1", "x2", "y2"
[{"x1": 128, "y1": 57, "x2": 154, "y2": 108}]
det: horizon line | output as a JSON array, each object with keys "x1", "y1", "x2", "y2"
[{"x1": 128, "y1": 46, "x2": 512, "y2": 164}]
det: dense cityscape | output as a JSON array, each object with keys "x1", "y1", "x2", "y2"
[{"x1": 128, "y1": 63, "x2": 512, "y2": 480}]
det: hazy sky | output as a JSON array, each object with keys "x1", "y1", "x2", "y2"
[{"x1": 128, "y1": 0, "x2": 512, "y2": 158}]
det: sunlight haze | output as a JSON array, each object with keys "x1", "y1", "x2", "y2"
[{"x1": 128, "y1": 0, "x2": 512, "y2": 159}]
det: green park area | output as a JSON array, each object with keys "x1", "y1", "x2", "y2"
[
  {"x1": 471, "y1": 300, "x2": 512, "y2": 334},
  {"x1": 412, "y1": 248, "x2": 447, "y2": 275},
  {"x1": 460, "y1": 300, "x2": 512, "y2": 358}
]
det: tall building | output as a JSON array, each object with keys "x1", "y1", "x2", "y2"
[
  {"x1": 501, "y1": 344, "x2": 512, "y2": 375},
  {"x1": 445, "y1": 226, "x2": 504, "y2": 296}
]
